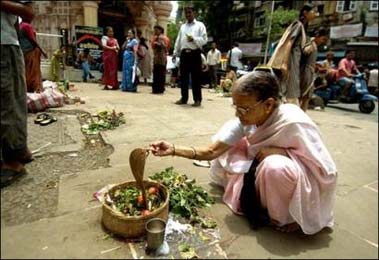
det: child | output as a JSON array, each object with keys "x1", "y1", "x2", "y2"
[
  {"x1": 77, "y1": 48, "x2": 95, "y2": 82},
  {"x1": 220, "y1": 67, "x2": 237, "y2": 95}
]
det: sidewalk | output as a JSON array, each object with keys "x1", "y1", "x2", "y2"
[{"x1": 1, "y1": 83, "x2": 378, "y2": 259}]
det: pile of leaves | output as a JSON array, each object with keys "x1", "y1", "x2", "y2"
[
  {"x1": 106, "y1": 186, "x2": 163, "y2": 217},
  {"x1": 81, "y1": 110, "x2": 125, "y2": 135},
  {"x1": 149, "y1": 167, "x2": 215, "y2": 225},
  {"x1": 178, "y1": 242, "x2": 199, "y2": 259}
]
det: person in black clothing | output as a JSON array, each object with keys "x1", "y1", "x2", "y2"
[{"x1": 172, "y1": 5, "x2": 208, "y2": 107}]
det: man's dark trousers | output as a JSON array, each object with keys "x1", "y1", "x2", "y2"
[{"x1": 179, "y1": 49, "x2": 202, "y2": 103}]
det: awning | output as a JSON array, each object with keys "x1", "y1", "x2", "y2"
[
  {"x1": 238, "y1": 43, "x2": 262, "y2": 56},
  {"x1": 330, "y1": 23, "x2": 363, "y2": 39},
  {"x1": 346, "y1": 41, "x2": 378, "y2": 46},
  {"x1": 364, "y1": 25, "x2": 379, "y2": 38},
  {"x1": 317, "y1": 50, "x2": 346, "y2": 59}
]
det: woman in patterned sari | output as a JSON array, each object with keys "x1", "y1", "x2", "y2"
[
  {"x1": 121, "y1": 29, "x2": 139, "y2": 92},
  {"x1": 267, "y1": 3, "x2": 318, "y2": 105}
]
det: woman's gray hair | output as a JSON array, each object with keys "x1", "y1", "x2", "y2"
[{"x1": 232, "y1": 71, "x2": 281, "y2": 102}]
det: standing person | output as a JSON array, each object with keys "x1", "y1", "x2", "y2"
[
  {"x1": 1, "y1": 0, "x2": 35, "y2": 188},
  {"x1": 367, "y1": 66, "x2": 378, "y2": 96},
  {"x1": 19, "y1": 8, "x2": 47, "y2": 93},
  {"x1": 206, "y1": 42, "x2": 221, "y2": 89},
  {"x1": 299, "y1": 28, "x2": 328, "y2": 112},
  {"x1": 320, "y1": 51, "x2": 338, "y2": 84},
  {"x1": 121, "y1": 29, "x2": 139, "y2": 92},
  {"x1": 137, "y1": 37, "x2": 152, "y2": 85},
  {"x1": 170, "y1": 56, "x2": 180, "y2": 88},
  {"x1": 101, "y1": 26, "x2": 120, "y2": 90},
  {"x1": 50, "y1": 45, "x2": 66, "y2": 82},
  {"x1": 337, "y1": 50, "x2": 359, "y2": 98},
  {"x1": 220, "y1": 66, "x2": 237, "y2": 95},
  {"x1": 267, "y1": 3, "x2": 318, "y2": 105},
  {"x1": 77, "y1": 48, "x2": 95, "y2": 82},
  {"x1": 151, "y1": 25, "x2": 170, "y2": 94},
  {"x1": 227, "y1": 42, "x2": 243, "y2": 72},
  {"x1": 200, "y1": 51, "x2": 209, "y2": 87},
  {"x1": 173, "y1": 5, "x2": 208, "y2": 107},
  {"x1": 149, "y1": 71, "x2": 337, "y2": 234}
]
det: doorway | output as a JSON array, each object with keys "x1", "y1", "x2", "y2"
[{"x1": 98, "y1": 3, "x2": 135, "y2": 70}]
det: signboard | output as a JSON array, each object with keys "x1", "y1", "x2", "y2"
[
  {"x1": 238, "y1": 43, "x2": 262, "y2": 56},
  {"x1": 330, "y1": 23, "x2": 362, "y2": 39},
  {"x1": 364, "y1": 25, "x2": 379, "y2": 37},
  {"x1": 74, "y1": 25, "x2": 103, "y2": 59}
]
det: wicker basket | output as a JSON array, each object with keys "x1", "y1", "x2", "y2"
[{"x1": 102, "y1": 180, "x2": 169, "y2": 238}]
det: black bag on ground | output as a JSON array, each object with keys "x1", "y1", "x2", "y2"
[{"x1": 239, "y1": 159, "x2": 270, "y2": 230}]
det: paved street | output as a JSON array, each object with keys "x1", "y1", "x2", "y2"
[{"x1": 1, "y1": 82, "x2": 378, "y2": 259}]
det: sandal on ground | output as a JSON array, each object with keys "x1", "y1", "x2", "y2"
[
  {"x1": 193, "y1": 160, "x2": 211, "y2": 168},
  {"x1": 0, "y1": 168, "x2": 27, "y2": 188},
  {"x1": 34, "y1": 113, "x2": 49, "y2": 124},
  {"x1": 39, "y1": 115, "x2": 57, "y2": 126}
]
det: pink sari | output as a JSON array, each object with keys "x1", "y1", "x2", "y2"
[
  {"x1": 102, "y1": 37, "x2": 119, "y2": 89},
  {"x1": 210, "y1": 104, "x2": 337, "y2": 234}
]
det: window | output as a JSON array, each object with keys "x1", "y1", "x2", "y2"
[
  {"x1": 370, "y1": 1, "x2": 379, "y2": 11},
  {"x1": 317, "y1": 4, "x2": 324, "y2": 15},
  {"x1": 56, "y1": 1, "x2": 69, "y2": 15},
  {"x1": 336, "y1": 0, "x2": 357, "y2": 13},
  {"x1": 254, "y1": 12, "x2": 266, "y2": 27}
]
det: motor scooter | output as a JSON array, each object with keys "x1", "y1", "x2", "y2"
[
  {"x1": 236, "y1": 64, "x2": 253, "y2": 78},
  {"x1": 314, "y1": 73, "x2": 377, "y2": 114}
]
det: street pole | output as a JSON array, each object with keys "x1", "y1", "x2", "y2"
[{"x1": 264, "y1": 0, "x2": 275, "y2": 64}]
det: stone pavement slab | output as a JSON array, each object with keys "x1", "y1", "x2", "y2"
[
  {"x1": 1, "y1": 207, "x2": 134, "y2": 259},
  {"x1": 27, "y1": 113, "x2": 83, "y2": 154}
]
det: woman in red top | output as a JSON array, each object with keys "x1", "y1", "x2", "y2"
[
  {"x1": 19, "y1": 16, "x2": 47, "y2": 93},
  {"x1": 101, "y1": 26, "x2": 120, "y2": 90}
]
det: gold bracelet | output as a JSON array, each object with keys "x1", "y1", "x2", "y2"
[
  {"x1": 190, "y1": 146, "x2": 196, "y2": 159},
  {"x1": 172, "y1": 144, "x2": 175, "y2": 156}
]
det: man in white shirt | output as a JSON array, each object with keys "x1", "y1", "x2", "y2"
[
  {"x1": 207, "y1": 42, "x2": 221, "y2": 89},
  {"x1": 227, "y1": 42, "x2": 243, "y2": 72},
  {"x1": 173, "y1": 5, "x2": 208, "y2": 107}
]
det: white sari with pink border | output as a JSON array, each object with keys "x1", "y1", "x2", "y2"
[{"x1": 210, "y1": 104, "x2": 337, "y2": 234}]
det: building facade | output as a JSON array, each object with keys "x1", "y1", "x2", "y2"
[
  {"x1": 230, "y1": 0, "x2": 378, "y2": 41},
  {"x1": 228, "y1": 0, "x2": 378, "y2": 63},
  {"x1": 32, "y1": 1, "x2": 172, "y2": 58}
]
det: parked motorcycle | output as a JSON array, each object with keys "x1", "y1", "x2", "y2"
[{"x1": 314, "y1": 73, "x2": 377, "y2": 114}]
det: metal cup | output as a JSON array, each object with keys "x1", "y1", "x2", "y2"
[{"x1": 145, "y1": 218, "x2": 166, "y2": 250}]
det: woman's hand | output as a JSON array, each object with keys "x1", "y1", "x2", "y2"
[
  {"x1": 255, "y1": 146, "x2": 288, "y2": 162},
  {"x1": 149, "y1": 141, "x2": 174, "y2": 157}
]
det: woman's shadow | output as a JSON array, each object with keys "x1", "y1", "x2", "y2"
[
  {"x1": 222, "y1": 212, "x2": 333, "y2": 257},
  {"x1": 207, "y1": 183, "x2": 333, "y2": 257}
]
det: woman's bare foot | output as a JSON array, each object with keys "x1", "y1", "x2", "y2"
[{"x1": 270, "y1": 219, "x2": 301, "y2": 233}]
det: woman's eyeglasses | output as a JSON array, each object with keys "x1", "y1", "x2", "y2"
[{"x1": 232, "y1": 100, "x2": 263, "y2": 116}]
